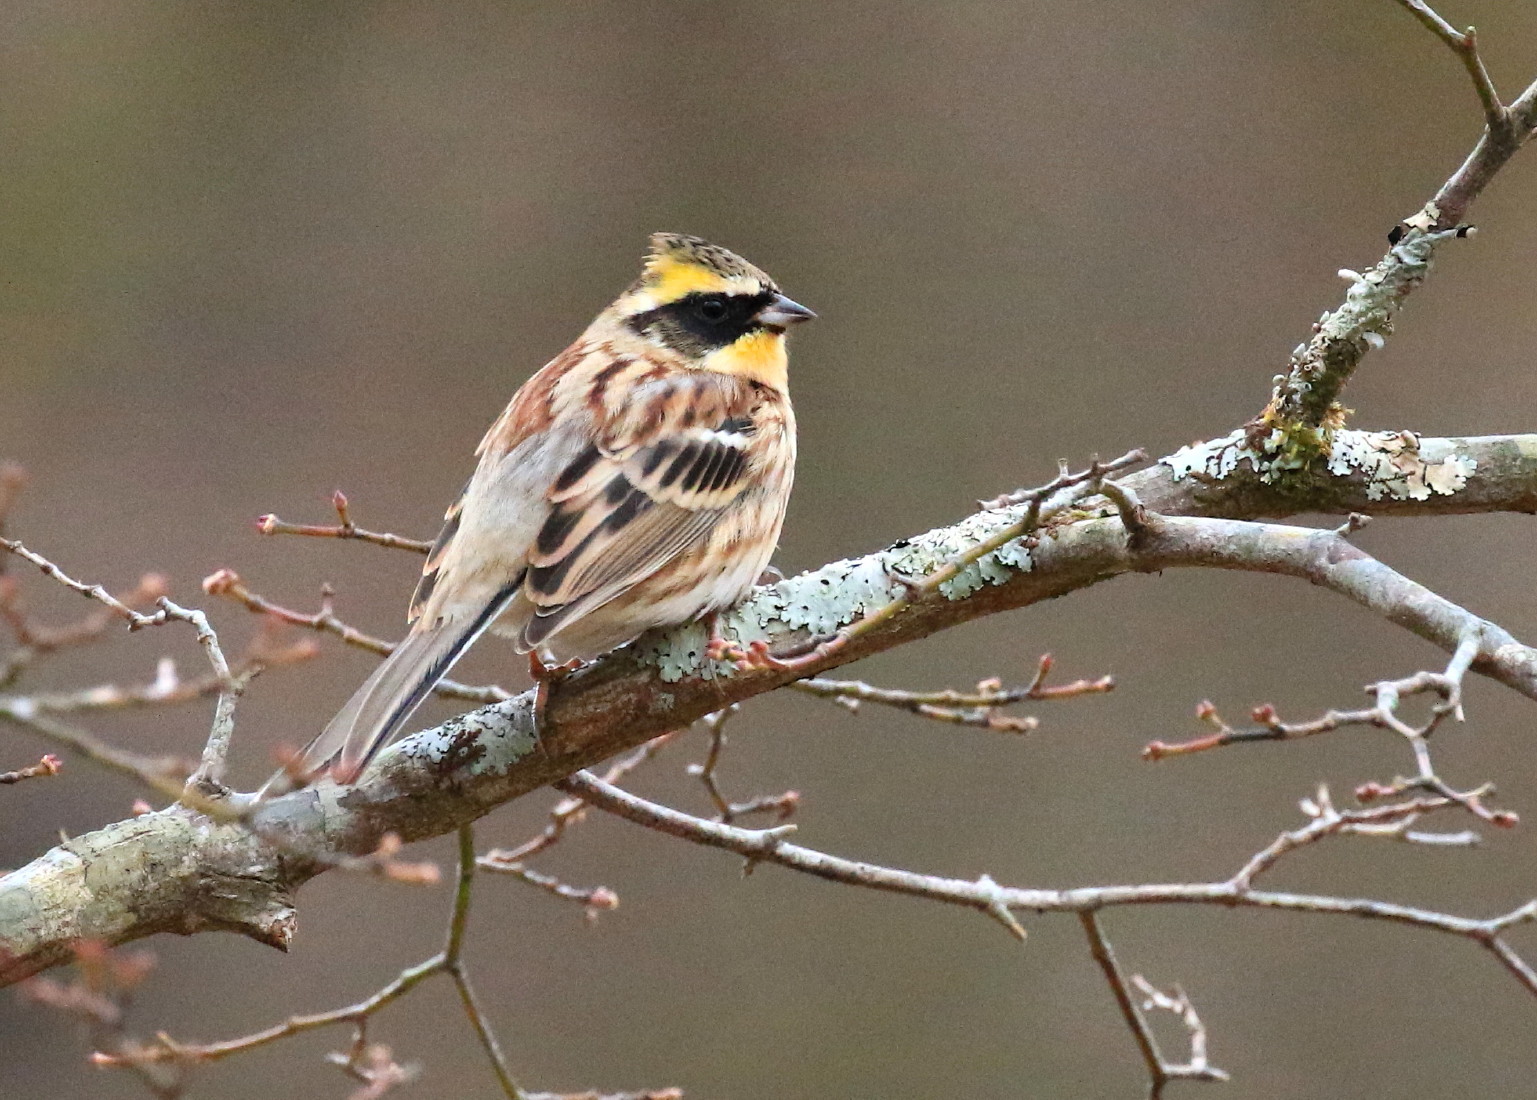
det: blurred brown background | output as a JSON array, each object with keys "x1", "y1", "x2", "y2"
[{"x1": 5, "y1": 1, "x2": 1537, "y2": 1096}]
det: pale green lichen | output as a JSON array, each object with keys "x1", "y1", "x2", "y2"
[
  {"x1": 637, "y1": 503, "x2": 1042, "y2": 682},
  {"x1": 1163, "y1": 430, "x2": 1257, "y2": 482},
  {"x1": 1162, "y1": 428, "x2": 1476, "y2": 502},
  {"x1": 1161, "y1": 428, "x2": 1323, "y2": 484},
  {"x1": 1326, "y1": 430, "x2": 1476, "y2": 501},
  {"x1": 393, "y1": 698, "x2": 539, "y2": 774},
  {"x1": 1262, "y1": 227, "x2": 1453, "y2": 427}
]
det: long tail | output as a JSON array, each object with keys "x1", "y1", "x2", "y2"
[{"x1": 260, "y1": 587, "x2": 519, "y2": 797}]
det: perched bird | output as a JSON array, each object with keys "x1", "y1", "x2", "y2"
[{"x1": 263, "y1": 233, "x2": 813, "y2": 794}]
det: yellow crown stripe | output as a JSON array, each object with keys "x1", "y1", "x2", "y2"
[{"x1": 646, "y1": 255, "x2": 740, "y2": 302}]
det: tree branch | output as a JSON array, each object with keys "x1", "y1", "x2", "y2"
[
  {"x1": 555, "y1": 772, "x2": 1537, "y2": 992},
  {"x1": 7, "y1": 471, "x2": 1537, "y2": 983},
  {"x1": 1255, "y1": 1, "x2": 1537, "y2": 441}
]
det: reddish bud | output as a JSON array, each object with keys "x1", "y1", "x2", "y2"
[
  {"x1": 1355, "y1": 782, "x2": 1389, "y2": 802},
  {"x1": 201, "y1": 568, "x2": 240, "y2": 595}
]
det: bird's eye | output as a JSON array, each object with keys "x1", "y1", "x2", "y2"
[{"x1": 693, "y1": 296, "x2": 729, "y2": 324}]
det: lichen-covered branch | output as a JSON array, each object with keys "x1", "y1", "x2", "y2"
[
  {"x1": 1258, "y1": 227, "x2": 1471, "y2": 441},
  {"x1": 88, "y1": 824, "x2": 671, "y2": 1100},
  {"x1": 1143, "y1": 430, "x2": 1536, "y2": 516},
  {"x1": 7, "y1": 477, "x2": 1537, "y2": 985},
  {"x1": 5, "y1": 5, "x2": 1537, "y2": 1097},
  {"x1": 1259, "y1": 1, "x2": 1537, "y2": 441},
  {"x1": 0, "y1": 809, "x2": 299, "y2": 983}
]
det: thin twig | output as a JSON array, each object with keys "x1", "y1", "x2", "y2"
[
  {"x1": 0, "y1": 704, "x2": 196, "y2": 795},
  {"x1": 96, "y1": 824, "x2": 667, "y2": 1097},
  {"x1": 559, "y1": 771, "x2": 1537, "y2": 997},
  {"x1": 0, "y1": 538, "x2": 171, "y2": 629},
  {"x1": 0, "y1": 753, "x2": 62, "y2": 785},
  {"x1": 1231, "y1": 785, "x2": 1480, "y2": 892},
  {"x1": 257, "y1": 491, "x2": 431, "y2": 555},
  {"x1": 485, "y1": 732, "x2": 680, "y2": 866},
  {"x1": 1128, "y1": 975, "x2": 1229, "y2": 1096},
  {"x1": 1393, "y1": 0, "x2": 1505, "y2": 129},
  {"x1": 201, "y1": 569, "x2": 509, "y2": 704},
  {"x1": 1147, "y1": 633, "x2": 1517, "y2": 830},
  {"x1": 444, "y1": 825, "x2": 527, "y2": 1100},
  {"x1": 0, "y1": 571, "x2": 169, "y2": 689},
  {"x1": 473, "y1": 861, "x2": 618, "y2": 920},
  {"x1": 791, "y1": 654, "x2": 1112, "y2": 733},
  {"x1": 0, "y1": 537, "x2": 251, "y2": 795},
  {"x1": 680, "y1": 706, "x2": 800, "y2": 827},
  {"x1": 712, "y1": 449, "x2": 1146, "y2": 674},
  {"x1": 1079, "y1": 912, "x2": 1169, "y2": 1097}
]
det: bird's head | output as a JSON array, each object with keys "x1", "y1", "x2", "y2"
[{"x1": 613, "y1": 233, "x2": 814, "y2": 387}]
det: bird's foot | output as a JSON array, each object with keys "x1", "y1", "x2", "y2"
[
  {"x1": 528, "y1": 651, "x2": 585, "y2": 753},
  {"x1": 705, "y1": 631, "x2": 846, "y2": 675}
]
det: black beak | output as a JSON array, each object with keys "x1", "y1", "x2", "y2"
[{"x1": 756, "y1": 293, "x2": 816, "y2": 329}]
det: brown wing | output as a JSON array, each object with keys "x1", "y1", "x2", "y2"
[
  {"x1": 518, "y1": 378, "x2": 761, "y2": 648},
  {"x1": 406, "y1": 340, "x2": 594, "y2": 627}
]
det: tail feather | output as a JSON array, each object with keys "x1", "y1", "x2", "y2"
[{"x1": 260, "y1": 584, "x2": 520, "y2": 797}]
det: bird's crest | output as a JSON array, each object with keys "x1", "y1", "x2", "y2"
[{"x1": 639, "y1": 232, "x2": 776, "y2": 303}]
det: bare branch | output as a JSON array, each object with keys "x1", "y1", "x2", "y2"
[
  {"x1": 678, "y1": 705, "x2": 798, "y2": 826},
  {"x1": 24, "y1": 942, "x2": 183, "y2": 1099},
  {"x1": 0, "y1": 537, "x2": 170, "y2": 629},
  {"x1": 0, "y1": 753, "x2": 61, "y2": 785},
  {"x1": 201, "y1": 568, "x2": 509, "y2": 705},
  {"x1": 1394, "y1": 0, "x2": 1504, "y2": 128},
  {"x1": 257, "y1": 491, "x2": 432, "y2": 555},
  {"x1": 1147, "y1": 636, "x2": 1518, "y2": 832},
  {"x1": 1134, "y1": 432, "x2": 1537, "y2": 521},
  {"x1": 0, "y1": 704, "x2": 197, "y2": 793},
  {"x1": 94, "y1": 823, "x2": 668, "y2": 1098},
  {"x1": 1080, "y1": 912, "x2": 1228, "y2": 1098},
  {"x1": 9, "y1": 475, "x2": 1537, "y2": 987},
  {"x1": 478, "y1": 733, "x2": 678, "y2": 918},
  {"x1": 558, "y1": 771, "x2": 1537, "y2": 997},
  {"x1": 1129, "y1": 975, "x2": 1229, "y2": 1096},
  {"x1": 442, "y1": 826, "x2": 525, "y2": 1100},
  {"x1": 474, "y1": 861, "x2": 618, "y2": 921},
  {"x1": 790, "y1": 654, "x2": 1112, "y2": 733},
  {"x1": 0, "y1": 538, "x2": 246, "y2": 791},
  {"x1": 0, "y1": 570, "x2": 171, "y2": 689},
  {"x1": 1232, "y1": 785, "x2": 1481, "y2": 892}
]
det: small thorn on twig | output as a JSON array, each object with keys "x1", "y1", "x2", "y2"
[{"x1": 975, "y1": 873, "x2": 1027, "y2": 942}]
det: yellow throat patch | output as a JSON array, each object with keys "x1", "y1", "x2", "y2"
[{"x1": 703, "y1": 327, "x2": 789, "y2": 390}]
